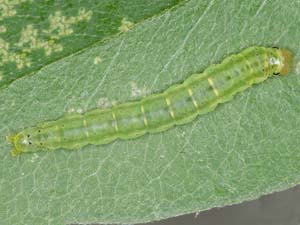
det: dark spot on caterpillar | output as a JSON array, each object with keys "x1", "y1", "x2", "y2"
[
  {"x1": 29, "y1": 141, "x2": 32, "y2": 145},
  {"x1": 273, "y1": 72, "x2": 280, "y2": 75},
  {"x1": 226, "y1": 76, "x2": 232, "y2": 80},
  {"x1": 27, "y1": 134, "x2": 30, "y2": 138}
]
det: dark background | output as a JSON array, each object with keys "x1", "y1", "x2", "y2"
[
  {"x1": 143, "y1": 186, "x2": 300, "y2": 225},
  {"x1": 73, "y1": 185, "x2": 300, "y2": 225}
]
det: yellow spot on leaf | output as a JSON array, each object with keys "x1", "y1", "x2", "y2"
[
  {"x1": 97, "y1": 97, "x2": 112, "y2": 109},
  {"x1": 0, "y1": 25, "x2": 6, "y2": 33},
  {"x1": 17, "y1": 23, "x2": 64, "y2": 56},
  {"x1": 0, "y1": 38, "x2": 10, "y2": 66},
  {"x1": 46, "y1": 9, "x2": 93, "y2": 37},
  {"x1": 68, "y1": 108, "x2": 75, "y2": 113},
  {"x1": 0, "y1": 0, "x2": 28, "y2": 20},
  {"x1": 0, "y1": 7, "x2": 93, "y2": 70},
  {"x1": 94, "y1": 56, "x2": 102, "y2": 65},
  {"x1": 78, "y1": 8, "x2": 93, "y2": 21},
  {"x1": 0, "y1": 38, "x2": 30, "y2": 69},
  {"x1": 130, "y1": 81, "x2": 149, "y2": 98},
  {"x1": 118, "y1": 18, "x2": 134, "y2": 32},
  {"x1": 30, "y1": 153, "x2": 39, "y2": 163},
  {"x1": 76, "y1": 108, "x2": 84, "y2": 114},
  {"x1": 11, "y1": 52, "x2": 31, "y2": 69}
]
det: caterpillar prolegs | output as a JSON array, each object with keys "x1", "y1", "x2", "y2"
[{"x1": 7, "y1": 46, "x2": 293, "y2": 156}]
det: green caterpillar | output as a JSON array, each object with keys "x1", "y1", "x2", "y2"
[{"x1": 7, "y1": 46, "x2": 293, "y2": 156}]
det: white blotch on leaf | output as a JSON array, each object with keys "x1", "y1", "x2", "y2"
[
  {"x1": 130, "y1": 81, "x2": 149, "y2": 98},
  {"x1": 78, "y1": 8, "x2": 93, "y2": 21},
  {"x1": 97, "y1": 97, "x2": 113, "y2": 109},
  {"x1": 0, "y1": 0, "x2": 28, "y2": 20},
  {"x1": 68, "y1": 108, "x2": 76, "y2": 113},
  {"x1": 76, "y1": 108, "x2": 84, "y2": 114},
  {"x1": 0, "y1": 7, "x2": 93, "y2": 71},
  {"x1": 0, "y1": 38, "x2": 10, "y2": 66},
  {"x1": 30, "y1": 153, "x2": 39, "y2": 163},
  {"x1": 11, "y1": 52, "x2": 31, "y2": 69},
  {"x1": 94, "y1": 56, "x2": 102, "y2": 65},
  {"x1": 46, "y1": 9, "x2": 93, "y2": 37},
  {"x1": 0, "y1": 38, "x2": 31, "y2": 69},
  {"x1": 118, "y1": 18, "x2": 134, "y2": 32},
  {"x1": 17, "y1": 24, "x2": 64, "y2": 56},
  {"x1": 0, "y1": 25, "x2": 6, "y2": 33}
]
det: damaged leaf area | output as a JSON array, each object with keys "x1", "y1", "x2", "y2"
[{"x1": 0, "y1": 0, "x2": 183, "y2": 88}]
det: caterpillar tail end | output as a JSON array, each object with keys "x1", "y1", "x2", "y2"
[
  {"x1": 280, "y1": 49, "x2": 293, "y2": 75},
  {"x1": 6, "y1": 135, "x2": 21, "y2": 157}
]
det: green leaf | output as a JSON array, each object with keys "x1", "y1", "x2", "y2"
[
  {"x1": 1, "y1": 0, "x2": 300, "y2": 224},
  {"x1": 0, "y1": 0, "x2": 183, "y2": 88}
]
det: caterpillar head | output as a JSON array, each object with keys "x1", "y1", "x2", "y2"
[
  {"x1": 279, "y1": 49, "x2": 293, "y2": 75},
  {"x1": 6, "y1": 128, "x2": 42, "y2": 156},
  {"x1": 268, "y1": 48, "x2": 293, "y2": 76}
]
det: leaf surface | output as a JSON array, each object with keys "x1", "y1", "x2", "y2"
[{"x1": 0, "y1": 0, "x2": 183, "y2": 88}]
